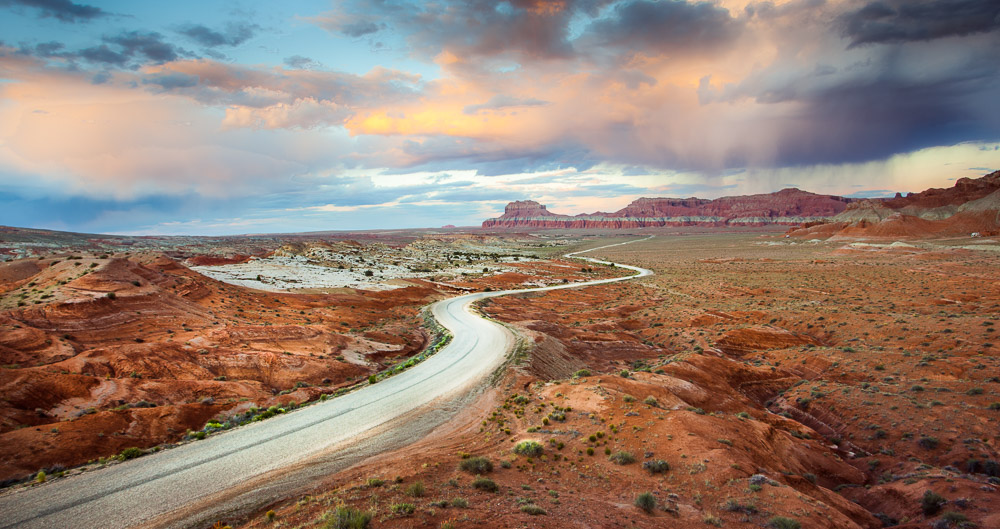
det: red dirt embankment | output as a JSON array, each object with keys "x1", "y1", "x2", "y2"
[{"x1": 0, "y1": 250, "x2": 619, "y2": 484}]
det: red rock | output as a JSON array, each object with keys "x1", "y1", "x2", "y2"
[
  {"x1": 787, "y1": 170, "x2": 1000, "y2": 239},
  {"x1": 483, "y1": 189, "x2": 854, "y2": 229}
]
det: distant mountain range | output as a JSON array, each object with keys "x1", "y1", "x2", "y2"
[
  {"x1": 483, "y1": 171, "x2": 1000, "y2": 237},
  {"x1": 482, "y1": 188, "x2": 856, "y2": 229}
]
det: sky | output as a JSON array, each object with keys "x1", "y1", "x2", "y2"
[{"x1": 0, "y1": 0, "x2": 998, "y2": 235}]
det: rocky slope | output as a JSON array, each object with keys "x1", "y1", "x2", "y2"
[
  {"x1": 789, "y1": 171, "x2": 1000, "y2": 239},
  {"x1": 483, "y1": 189, "x2": 854, "y2": 229}
]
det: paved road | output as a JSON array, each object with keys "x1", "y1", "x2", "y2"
[{"x1": 0, "y1": 238, "x2": 652, "y2": 529}]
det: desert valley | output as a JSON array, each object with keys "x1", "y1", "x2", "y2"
[{"x1": 0, "y1": 172, "x2": 998, "y2": 529}]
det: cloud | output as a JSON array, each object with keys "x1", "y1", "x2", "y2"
[
  {"x1": 3, "y1": 0, "x2": 1000, "y2": 237},
  {"x1": 73, "y1": 31, "x2": 190, "y2": 67},
  {"x1": 310, "y1": 12, "x2": 385, "y2": 38},
  {"x1": 463, "y1": 95, "x2": 548, "y2": 115},
  {"x1": 579, "y1": 0, "x2": 741, "y2": 58},
  {"x1": 222, "y1": 98, "x2": 348, "y2": 130},
  {"x1": 142, "y1": 72, "x2": 199, "y2": 90},
  {"x1": 839, "y1": 0, "x2": 1000, "y2": 47},
  {"x1": 178, "y1": 22, "x2": 261, "y2": 48},
  {"x1": 104, "y1": 31, "x2": 184, "y2": 64},
  {"x1": 77, "y1": 44, "x2": 128, "y2": 66},
  {"x1": 313, "y1": 0, "x2": 592, "y2": 64},
  {"x1": 283, "y1": 55, "x2": 319, "y2": 69},
  {"x1": 0, "y1": 0, "x2": 107, "y2": 23}
]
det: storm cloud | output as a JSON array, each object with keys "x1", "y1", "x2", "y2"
[
  {"x1": 1, "y1": 0, "x2": 999, "y2": 234},
  {"x1": 840, "y1": 0, "x2": 1000, "y2": 47}
]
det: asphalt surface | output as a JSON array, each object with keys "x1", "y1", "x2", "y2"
[{"x1": 0, "y1": 238, "x2": 652, "y2": 529}]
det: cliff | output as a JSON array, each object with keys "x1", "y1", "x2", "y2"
[
  {"x1": 482, "y1": 189, "x2": 853, "y2": 229},
  {"x1": 788, "y1": 170, "x2": 1000, "y2": 239}
]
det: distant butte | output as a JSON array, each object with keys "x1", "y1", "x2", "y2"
[{"x1": 483, "y1": 188, "x2": 855, "y2": 229}]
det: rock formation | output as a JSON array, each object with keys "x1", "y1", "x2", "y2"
[
  {"x1": 483, "y1": 189, "x2": 854, "y2": 229},
  {"x1": 788, "y1": 170, "x2": 1000, "y2": 239}
]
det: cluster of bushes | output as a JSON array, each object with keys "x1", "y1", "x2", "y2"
[
  {"x1": 513, "y1": 441, "x2": 543, "y2": 457},
  {"x1": 366, "y1": 314, "x2": 453, "y2": 386}
]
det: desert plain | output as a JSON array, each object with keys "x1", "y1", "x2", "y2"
[{"x1": 1, "y1": 226, "x2": 997, "y2": 529}]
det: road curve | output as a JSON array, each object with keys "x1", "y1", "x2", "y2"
[{"x1": 0, "y1": 237, "x2": 652, "y2": 529}]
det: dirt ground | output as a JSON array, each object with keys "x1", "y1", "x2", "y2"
[
  {"x1": 0, "y1": 243, "x2": 620, "y2": 484},
  {"x1": 225, "y1": 231, "x2": 1000, "y2": 529}
]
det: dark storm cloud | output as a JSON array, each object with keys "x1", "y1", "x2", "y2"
[
  {"x1": 178, "y1": 22, "x2": 261, "y2": 48},
  {"x1": 320, "y1": 0, "x2": 740, "y2": 68},
  {"x1": 0, "y1": 0, "x2": 107, "y2": 22},
  {"x1": 580, "y1": 0, "x2": 741, "y2": 55},
  {"x1": 727, "y1": 59, "x2": 999, "y2": 166},
  {"x1": 840, "y1": 0, "x2": 1000, "y2": 47},
  {"x1": 317, "y1": 0, "x2": 613, "y2": 62}
]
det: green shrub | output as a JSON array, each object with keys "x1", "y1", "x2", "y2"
[
  {"x1": 635, "y1": 492, "x2": 656, "y2": 513},
  {"x1": 35, "y1": 470, "x2": 46, "y2": 483},
  {"x1": 322, "y1": 506, "x2": 372, "y2": 529},
  {"x1": 459, "y1": 456, "x2": 493, "y2": 474},
  {"x1": 472, "y1": 476, "x2": 498, "y2": 492},
  {"x1": 574, "y1": 369, "x2": 591, "y2": 377},
  {"x1": 265, "y1": 510, "x2": 276, "y2": 522},
  {"x1": 365, "y1": 478, "x2": 384, "y2": 488},
  {"x1": 918, "y1": 436, "x2": 940, "y2": 450},
  {"x1": 117, "y1": 447, "x2": 144, "y2": 461},
  {"x1": 451, "y1": 497, "x2": 469, "y2": 508},
  {"x1": 608, "y1": 451, "x2": 635, "y2": 465},
  {"x1": 768, "y1": 516, "x2": 801, "y2": 529},
  {"x1": 391, "y1": 503, "x2": 415, "y2": 515},
  {"x1": 406, "y1": 480, "x2": 425, "y2": 497},
  {"x1": 922, "y1": 490, "x2": 946, "y2": 515},
  {"x1": 643, "y1": 396, "x2": 658, "y2": 407},
  {"x1": 513, "y1": 440, "x2": 543, "y2": 457},
  {"x1": 520, "y1": 504, "x2": 546, "y2": 515},
  {"x1": 940, "y1": 511, "x2": 968, "y2": 524},
  {"x1": 642, "y1": 459, "x2": 670, "y2": 473}
]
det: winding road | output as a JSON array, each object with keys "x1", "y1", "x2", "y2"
[{"x1": 0, "y1": 237, "x2": 652, "y2": 529}]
